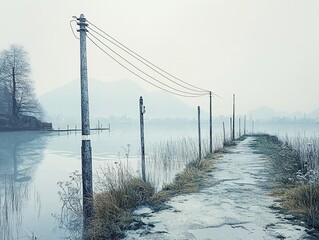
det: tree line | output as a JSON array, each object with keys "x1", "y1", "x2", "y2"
[
  {"x1": 0, "y1": 45, "x2": 42, "y2": 121},
  {"x1": 0, "y1": 44, "x2": 48, "y2": 130}
]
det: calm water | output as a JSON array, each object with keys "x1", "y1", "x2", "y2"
[{"x1": 0, "y1": 121, "x2": 318, "y2": 239}]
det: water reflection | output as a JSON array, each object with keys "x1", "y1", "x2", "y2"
[{"x1": 0, "y1": 131, "x2": 48, "y2": 239}]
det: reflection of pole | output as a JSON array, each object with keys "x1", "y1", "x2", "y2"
[
  {"x1": 13, "y1": 143, "x2": 18, "y2": 179},
  {"x1": 209, "y1": 91, "x2": 213, "y2": 153},
  {"x1": 198, "y1": 106, "x2": 201, "y2": 160},
  {"x1": 139, "y1": 96, "x2": 146, "y2": 182},
  {"x1": 78, "y1": 13, "x2": 93, "y2": 239},
  {"x1": 232, "y1": 94, "x2": 235, "y2": 140}
]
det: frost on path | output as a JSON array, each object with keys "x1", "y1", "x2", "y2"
[{"x1": 125, "y1": 137, "x2": 313, "y2": 240}]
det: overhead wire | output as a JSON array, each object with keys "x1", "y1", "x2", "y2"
[
  {"x1": 86, "y1": 34, "x2": 209, "y2": 98},
  {"x1": 86, "y1": 20, "x2": 222, "y2": 98},
  {"x1": 87, "y1": 26, "x2": 208, "y2": 94},
  {"x1": 87, "y1": 31, "x2": 207, "y2": 97},
  {"x1": 70, "y1": 20, "x2": 80, "y2": 40}
]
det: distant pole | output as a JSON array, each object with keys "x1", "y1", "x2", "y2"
[
  {"x1": 230, "y1": 117, "x2": 232, "y2": 140},
  {"x1": 198, "y1": 106, "x2": 201, "y2": 160},
  {"x1": 252, "y1": 120, "x2": 255, "y2": 133},
  {"x1": 139, "y1": 96, "x2": 146, "y2": 182},
  {"x1": 244, "y1": 115, "x2": 246, "y2": 135},
  {"x1": 232, "y1": 94, "x2": 235, "y2": 140},
  {"x1": 238, "y1": 118, "x2": 241, "y2": 138},
  {"x1": 222, "y1": 122, "x2": 226, "y2": 145},
  {"x1": 78, "y1": 13, "x2": 93, "y2": 239},
  {"x1": 209, "y1": 91, "x2": 213, "y2": 153}
]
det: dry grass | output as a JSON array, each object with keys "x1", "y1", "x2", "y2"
[
  {"x1": 149, "y1": 153, "x2": 219, "y2": 209},
  {"x1": 88, "y1": 168, "x2": 154, "y2": 239},
  {"x1": 284, "y1": 184, "x2": 319, "y2": 228},
  {"x1": 57, "y1": 136, "x2": 229, "y2": 239},
  {"x1": 252, "y1": 134, "x2": 319, "y2": 230}
]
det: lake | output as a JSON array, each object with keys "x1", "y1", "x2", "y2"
[{"x1": 0, "y1": 120, "x2": 318, "y2": 239}]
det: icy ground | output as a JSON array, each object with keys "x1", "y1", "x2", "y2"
[{"x1": 125, "y1": 137, "x2": 315, "y2": 240}]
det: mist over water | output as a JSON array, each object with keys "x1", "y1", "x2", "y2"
[{"x1": 0, "y1": 121, "x2": 318, "y2": 238}]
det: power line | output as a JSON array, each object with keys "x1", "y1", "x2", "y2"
[
  {"x1": 87, "y1": 34, "x2": 209, "y2": 98},
  {"x1": 86, "y1": 20, "x2": 221, "y2": 97},
  {"x1": 87, "y1": 31, "x2": 207, "y2": 97},
  {"x1": 87, "y1": 26, "x2": 207, "y2": 94},
  {"x1": 70, "y1": 20, "x2": 80, "y2": 39}
]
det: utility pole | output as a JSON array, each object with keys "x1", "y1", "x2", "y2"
[
  {"x1": 222, "y1": 122, "x2": 226, "y2": 145},
  {"x1": 232, "y1": 94, "x2": 235, "y2": 140},
  {"x1": 230, "y1": 117, "x2": 232, "y2": 140},
  {"x1": 139, "y1": 96, "x2": 146, "y2": 182},
  {"x1": 244, "y1": 115, "x2": 246, "y2": 135},
  {"x1": 198, "y1": 106, "x2": 201, "y2": 160},
  {"x1": 209, "y1": 91, "x2": 213, "y2": 153},
  {"x1": 77, "y1": 14, "x2": 93, "y2": 239},
  {"x1": 239, "y1": 118, "x2": 241, "y2": 138}
]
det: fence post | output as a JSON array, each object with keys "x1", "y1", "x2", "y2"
[
  {"x1": 239, "y1": 118, "x2": 241, "y2": 138},
  {"x1": 198, "y1": 106, "x2": 201, "y2": 160},
  {"x1": 223, "y1": 122, "x2": 226, "y2": 145},
  {"x1": 232, "y1": 94, "x2": 235, "y2": 140},
  {"x1": 230, "y1": 117, "x2": 232, "y2": 141},
  {"x1": 244, "y1": 115, "x2": 246, "y2": 135},
  {"x1": 139, "y1": 96, "x2": 146, "y2": 182},
  {"x1": 78, "y1": 14, "x2": 93, "y2": 239},
  {"x1": 209, "y1": 91, "x2": 213, "y2": 153}
]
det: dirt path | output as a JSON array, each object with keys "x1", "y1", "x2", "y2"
[{"x1": 125, "y1": 137, "x2": 312, "y2": 240}]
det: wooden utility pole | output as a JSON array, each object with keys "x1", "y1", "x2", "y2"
[
  {"x1": 223, "y1": 122, "x2": 226, "y2": 145},
  {"x1": 244, "y1": 115, "x2": 246, "y2": 135},
  {"x1": 139, "y1": 96, "x2": 146, "y2": 182},
  {"x1": 78, "y1": 14, "x2": 93, "y2": 239},
  {"x1": 198, "y1": 106, "x2": 201, "y2": 160},
  {"x1": 232, "y1": 94, "x2": 235, "y2": 140},
  {"x1": 209, "y1": 91, "x2": 213, "y2": 153},
  {"x1": 239, "y1": 118, "x2": 241, "y2": 138},
  {"x1": 230, "y1": 117, "x2": 232, "y2": 140}
]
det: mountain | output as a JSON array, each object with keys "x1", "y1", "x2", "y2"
[
  {"x1": 247, "y1": 106, "x2": 281, "y2": 120},
  {"x1": 39, "y1": 79, "x2": 198, "y2": 125}
]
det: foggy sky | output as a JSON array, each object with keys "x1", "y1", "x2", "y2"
[{"x1": 1, "y1": 0, "x2": 318, "y2": 116}]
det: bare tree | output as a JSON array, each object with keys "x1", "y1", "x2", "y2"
[{"x1": 0, "y1": 45, "x2": 43, "y2": 119}]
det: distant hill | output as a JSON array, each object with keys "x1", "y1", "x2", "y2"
[
  {"x1": 309, "y1": 108, "x2": 319, "y2": 118},
  {"x1": 247, "y1": 106, "x2": 280, "y2": 120},
  {"x1": 39, "y1": 79, "x2": 198, "y2": 125},
  {"x1": 247, "y1": 106, "x2": 309, "y2": 121}
]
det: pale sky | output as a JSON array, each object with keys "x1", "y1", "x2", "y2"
[{"x1": 1, "y1": 0, "x2": 318, "y2": 116}]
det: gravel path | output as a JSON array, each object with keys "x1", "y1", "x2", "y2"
[{"x1": 125, "y1": 137, "x2": 313, "y2": 240}]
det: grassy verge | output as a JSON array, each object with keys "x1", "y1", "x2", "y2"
[
  {"x1": 57, "y1": 137, "x2": 238, "y2": 239},
  {"x1": 150, "y1": 153, "x2": 220, "y2": 207},
  {"x1": 90, "y1": 175, "x2": 155, "y2": 239},
  {"x1": 251, "y1": 134, "x2": 319, "y2": 230},
  {"x1": 88, "y1": 140, "x2": 235, "y2": 239}
]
